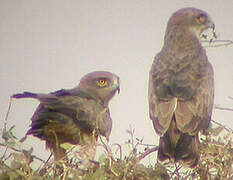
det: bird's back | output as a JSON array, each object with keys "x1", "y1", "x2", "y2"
[
  {"x1": 151, "y1": 31, "x2": 211, "y2": 101},
  {"x1": 25, "y1": 90, "x2": 111, "y2": 149}
]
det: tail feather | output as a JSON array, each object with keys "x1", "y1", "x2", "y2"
[
  {"x1": 12, "y1": 92, "x2": 37, "y2": 99},
  {"x1": 158, "y1": 133, "x2": 199, "y2": 167},
  {"x1": 158, "y1": 132, "x2": 174, "y2": 161},
  {"x1": 158, "y1": 117, "x2": 199, "y2": 167},
  {"x1": 175, "y1": 133, "x2": 199, "y2": 167}
]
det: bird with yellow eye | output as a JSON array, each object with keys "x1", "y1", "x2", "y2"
[
  {"x1": 97, "y1": 78, "x2": 108, "y2": 87},
  {"x1": 12, "y1": 71, "x2": 120, "y2": 168}
]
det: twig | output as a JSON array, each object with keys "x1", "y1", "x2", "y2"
[
  {"x1": 3, "y1": 97, "x2": 13, "y2": 131},
  {"x1": 99, "y1": 136, "x2": 115, "y2": 162},
  {"x1": 215, "y1": 106, "x2": 233, "y2": 112},
  {"x1": 126, "y1": 126, "x2": 135, "y2": 149},
  {"x1": 211, "y1": 119, "x2": 233, "y2": 133},
  {"x1": 3, "y1": 152, "x2": 12, "y2": 162},
  {"x1": 0, "y1": 146, "x2": 8, "y2": 160},
  {"x1": 134, "y1": 146, "x2": 158, "y2": 163},
  {"x1": 0, "y1": 143, "x2": 46, "y2": 164},
  {"x1": 202, "y1": 39, "x2": 233, "y2": 47},
  {"x1": 112, "y1": 143, "x2": 122, "y2": 160},
  {"x1": 32, "y1": 155, "x2": 46, "y2": 164},
  {"x1": 98, "y1": 137, "x2": 120, "y2": 177},
  {"x1": 173, "y1": 163, "x2": 182, "y2": 178},
  {"x1": 138, "y1": 143, "x2": 158, "y2": 147},
  {"x1": 0, "y1": 143, "x2": 21, "y2": 152}
]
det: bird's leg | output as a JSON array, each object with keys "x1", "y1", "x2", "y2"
[
  {"x1": 50, "y1": 130, "x2": 66, "y2": 162},
  {"x1": 72, "y1": 133, "x2": 97, "y2": 169},
  {"x1": 49, "y1": 130, "x2": 68, "y2": 177}
]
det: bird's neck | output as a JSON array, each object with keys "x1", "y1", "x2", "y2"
[
  {"x1": 163, "y1": 27, "x2": 203, "y2": 58},
  {"x1": 82, "y1": 88, "x2": 111, "y2": 107}
]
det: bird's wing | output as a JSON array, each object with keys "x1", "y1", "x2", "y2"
[
  {"x1": 175, "y1": 62, "x2": 214, "y2": 135},
  {"x1": 148, "y1": 66, "x2": 178, "y2": 136}
]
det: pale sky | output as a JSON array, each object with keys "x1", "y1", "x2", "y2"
[{"x1": 1, "y1": 0, "x2": 232, "y2": 166}]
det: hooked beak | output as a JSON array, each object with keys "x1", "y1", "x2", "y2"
[
  {"x1": 200, "y1": 19, "x2": 216, "y2": 39},
  {"x1": 117, "y1": 77, "x2": 120, "y2": 94},
  {"x1": 206, "y1": 17, "x2": 215, "y2": 31},
  {"x1": 113, "y1": 76, "x2": 120, "y2": 94},
  {"x1": 116, "y1": 86, "x2": 120, "y2": 94},
  {"x1": 211, "y1": 23, "x2": 215, "y2": 31},
  {"x1": 208, "y1": 21, "x2": 217, "y2": 39}
]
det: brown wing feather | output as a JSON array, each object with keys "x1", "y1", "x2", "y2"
[
  {"x1": 149, "y1": 70, "x2": 177, "y2": 136},
  {"x1": 175, "y1": 62, "x2": 214, "y2": 135}
]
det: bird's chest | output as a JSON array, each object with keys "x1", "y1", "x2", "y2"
[{"x1": 72, "y1": 99, "x2": 112, "y2": 138}]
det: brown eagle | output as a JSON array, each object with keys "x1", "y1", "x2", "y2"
[
  {"x1": 12, "y1": 71, "x2": 120, "y2": 167},
  {"x1": 148, "y1": 8, "x2": 215, "y2": 167}
]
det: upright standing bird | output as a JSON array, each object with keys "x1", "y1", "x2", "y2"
[
  {"x1": 12, "y1": 71, "x2": 120, "y2": 167},
  {"x1": 148, "y1": 8, "x2": 215, "y2": 167}
]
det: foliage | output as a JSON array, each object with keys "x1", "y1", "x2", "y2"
[
  {"x1": 0, "y1": 99, "x2": 232, "y2": 180},
  {"x1": 1, "y1": 120, "x2": 232, "y2": 180}
]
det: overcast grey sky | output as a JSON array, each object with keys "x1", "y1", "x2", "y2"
[{"x1": 1, "y1": 0, "x2": 232, "y2": 166}]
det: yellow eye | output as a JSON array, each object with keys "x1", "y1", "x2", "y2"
[
  {"x1": 97, "y1": 79, "x2": 107, "y2": 86},
  {"x1": 196, "y1": 15, "x2": 205, "y2": 24}
]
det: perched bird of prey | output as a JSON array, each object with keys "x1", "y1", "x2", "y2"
[
  {"x1": 12, "y1": 71, "x2": 120, "y2": 167},
  {"x1": 148, "y1": 8, "x2": 215, "y2": 167}
]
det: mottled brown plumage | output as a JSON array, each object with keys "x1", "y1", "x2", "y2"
[
  {"x1": 12, "y1": 71, "x2": 120, "y2": 167},
  {"x1": 148, "y1": 8, "x2": 215, "y2": 167}
]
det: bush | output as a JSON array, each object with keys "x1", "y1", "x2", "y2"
[{"x1": 1, "y1": 101, "x2": 232, "y2": 180}]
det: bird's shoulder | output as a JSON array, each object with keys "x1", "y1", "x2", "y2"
[
  {"x1": 53, "y1": 88, "x2": 95, "y2": 99},
  {"x1": 150, "y1": 51, "x2": 173, "y2": 78},
  {"x1": 39, "y1": 88, "x2": 102, "y2": 110}
]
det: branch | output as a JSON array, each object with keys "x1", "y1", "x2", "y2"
[
  {"x1": 0, "y1": 143, "x2": 46, "y2": 164},
  {"x1": 202, "y1": 39, "x2": 233, "y2": 47},
  {"x1": 99, "y1": 136, "x2": 115, "y2": 162},
  {"x1": 215, "y1": 106, "x2": 233, "y2": 112},
  {"x1": 0, "y1": 143, "x2": 20, "y2": 153},
  {"x1": 3, "y1": 97, "x2": 13, "y2": 131},
  {"x1": 133, "y1": 146, "x2": 158, "y2": 163},
  {"x1": 138, "y1": 143, "x2": 158, "y2": 147},
  {"x1": 112, "y1": 143, "x2": 122, "y2": 160},
  {"x1": 211, "y1": 119, "x2": 233, "y2": 133}
]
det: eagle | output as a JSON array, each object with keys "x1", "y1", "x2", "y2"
[
  {"x1": 12, "y1": 71, "x2": 120, "y2": 167},
  {"x1": 148, "y1": 7, "x2": 215, "y2": 167}
]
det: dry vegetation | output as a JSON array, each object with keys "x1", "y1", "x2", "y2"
[{"x1": 0, "y1": 99, "x2": 233, "y2": 180}]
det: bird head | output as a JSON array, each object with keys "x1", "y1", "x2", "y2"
[
  {"x1": 79, "y1": 71, "x2": 120, "y2": 105},
  {"x1": 166, "y1": 7, "x2": 215, "y2": 38}
]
